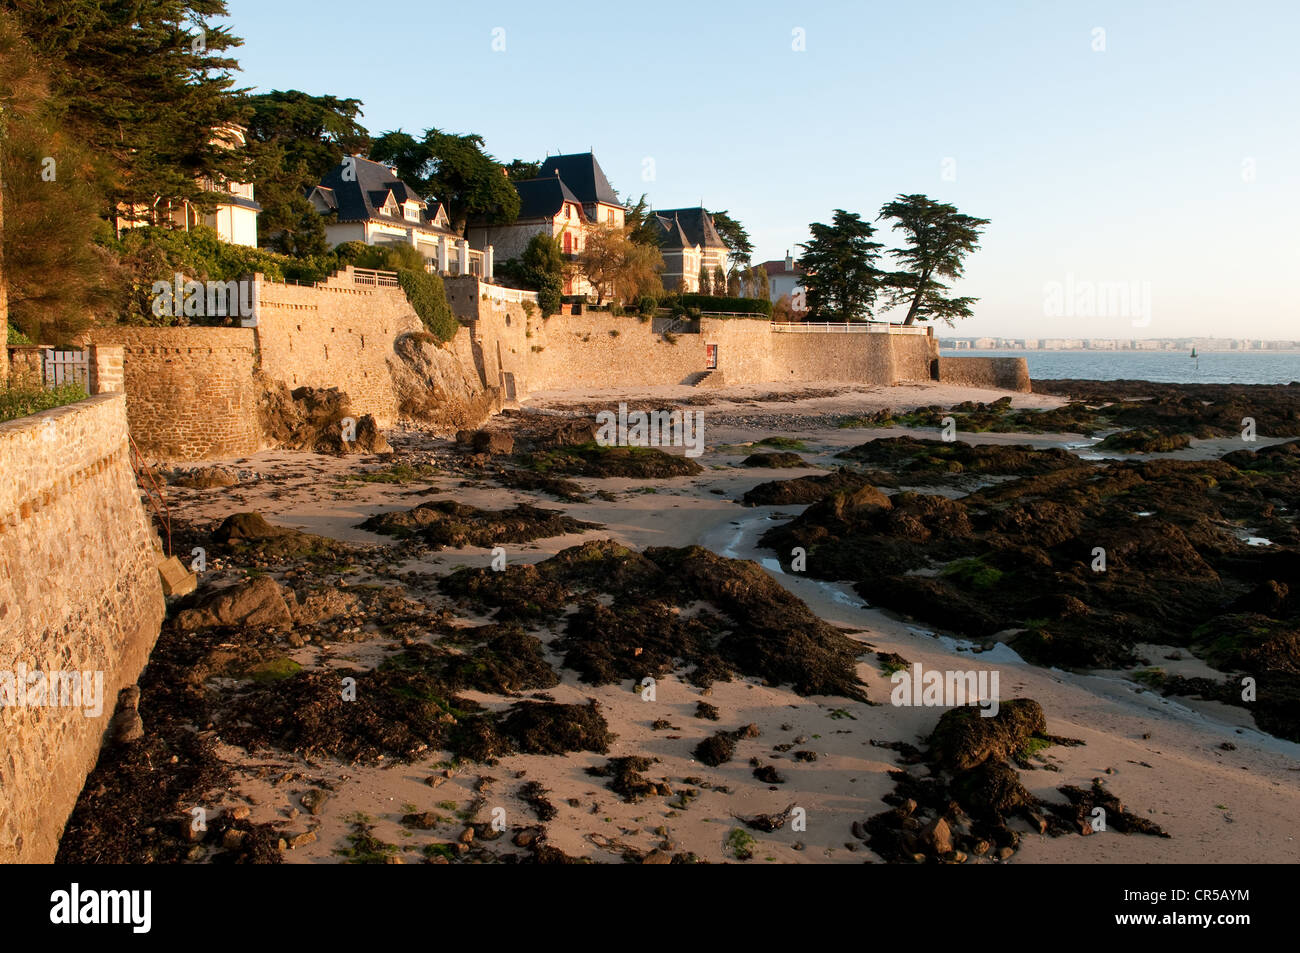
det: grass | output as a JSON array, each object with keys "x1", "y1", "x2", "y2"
[
  {"x1": 0, "y1": 381, "x2": 88, "y2": 424},
  {"x1": 755, "y1": 436, "x2": 808, "y2": 451}
]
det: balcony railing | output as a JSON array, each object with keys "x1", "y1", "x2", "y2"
[{"x1": 770, "y1": 321, "x2": 930, "y2": 335}]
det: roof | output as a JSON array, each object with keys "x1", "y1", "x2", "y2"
[
  {"x1": 761, "y1": 258, "x2": 804, "y2": 276},
  {"x1": 652, "y1": 207, "x2": 727, "y2": 250},
  {"x1": 537, "y1": 153, "x2": 622, "y2": 209},
  {"x1": 514, "y1": 175, "x2": 586, "y2": 222},
  {"x1": 651, "y1": 213, "x2": 695, "y2": 250},
  {"x1": 310, "y1": 156, "x2": 458, "y2": 236}
]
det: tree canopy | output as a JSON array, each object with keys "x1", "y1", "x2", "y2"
[
  {"x1": 711, "y1": 209, "x2": 753, "y2": 271},
  {"x1": 796, "y1": 210, "x2": 885, "y2": 321},
  {"x1": 244, "y1": 90, "x2": 370, "y2": 256},
  {"x1": 578, "y1": 224, "x2": 663, "y2": 305},
  {"x1": 878, "y1": 194, "x2": 988, "y2": 326},
  {"x1": 2, "y1": 0, "x2": 251, "y2": 223},
  {"x1": 370, "y1": 128, "x2": 519, "y2": 234}
]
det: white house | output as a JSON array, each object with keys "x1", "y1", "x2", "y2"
[{"x1": 308, "y1": 156, "x2": 488, "y2": 277}]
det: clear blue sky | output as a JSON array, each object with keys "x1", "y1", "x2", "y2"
[{"x1": 224, "y1": 0, "x2": 1299, "y2": 340}]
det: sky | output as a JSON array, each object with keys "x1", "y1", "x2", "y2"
[{"x1": 223, "y1": 0, "x2": 1299, "y2": 340}]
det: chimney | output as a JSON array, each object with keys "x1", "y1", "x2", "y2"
[{"x1": 784, "y1": 249, "x2": 793, "y2": 271}]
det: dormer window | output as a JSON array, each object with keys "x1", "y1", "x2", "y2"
[{"x1": 404, "y1": 204, "x2": 420, "y2": 222}]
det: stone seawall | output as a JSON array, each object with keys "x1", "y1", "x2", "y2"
[
  {"x1": 0, "y1": 394, "x2": 166, "y2": 862},
  {"x1": 83, "y1": 327, "x2": 262, "y2": 459},
  {"x1": 448, "y1": 278, "x2": 946, "y2": 397},
  {"x1": 255, "y1": 271, "x2": 423, "y2": 427},
  {"x1": 937, "y1": 356, "x2": 1032, "y2": 392}
]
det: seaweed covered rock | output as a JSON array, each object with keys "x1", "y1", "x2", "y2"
[
  {"x1": 359, "y1": 499, "x2": 600, "y2": 549},
  {"x1": 928, "y1": 700, "x2": 1047, "y2": 772},
  {"x1": 742, "y1": 451, "x2": 808, "y2": 468}
]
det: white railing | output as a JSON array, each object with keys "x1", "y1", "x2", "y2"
[
  {"x1": 770, "y1": 321, "x2": 930, "y2": 335},
  {"x1": 481, "y1": 283, "x2": 539, "y2": 306},
  {"x1": 352, "y1": 268, "x2": 400, "y2": 287}
]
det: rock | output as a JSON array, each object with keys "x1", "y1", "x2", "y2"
[
  {"x1": 290, "y1": 586, "x2": 360, "y2": 626},
  {"x1": 175, "y1": 575, "x2": 294, "y2": 631},
  {"x1": 470, "y1": 430, "x2": 514, "y2": 456},
  {"x1": 997, "y1": 846, "x2": 1015, "y2": 860},
  {"x1": 221, "y1": 829, "x2": 246, "y2": 850},
  {"x1": 157, "y1": 556, "x2": 197, "y2": 597},
  {"x1": 919, "y1": 817, "x2": 953, "y2": 855},
  {"x1": 401, "y1": 812, "x2": 441, "y2": 830},
  {"x1": 109, "y1": 686, "x2": 145, "y2": 745},
  {"x1": 168, "y1": 465, "x2": 241, "y2": 489},
  {"x1": 227, "y1": 805, "x2": 251, "y2": 821},
  {"x1": 288, "y1": 831, "x2": 317, "y2": 849},
  {"x1": 300, "y1": 789, "x2": 330, "y2": 816},
  {"x1": 641, "y1": 849, "x2": 673, "y2": 864},
  {"x1": 459, "y1": 827, "x2": 475, "y2": 844},
  {"x1": 928, "y1": 699, "x2": 1048, "y2": 772}
]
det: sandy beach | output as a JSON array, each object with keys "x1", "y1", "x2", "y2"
[{"x1": 52, "y1": 379, "x2": 1299, "y2": 865}]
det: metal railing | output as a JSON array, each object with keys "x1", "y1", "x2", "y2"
[{"x1": 770, "y1": 321, "x2": 930, "y2": 335}]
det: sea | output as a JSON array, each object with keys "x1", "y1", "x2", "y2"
[{"x1": 942, "y1": 349, "x2": 1300, "y2": 385}]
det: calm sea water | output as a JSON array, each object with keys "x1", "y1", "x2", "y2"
[{"x1": 943, "y1": 349, "x2": 1300, "y2": 385}]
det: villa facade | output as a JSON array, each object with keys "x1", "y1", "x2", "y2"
[{"x1": 308, "y1": 156, "x2": 489, "y2": 277}]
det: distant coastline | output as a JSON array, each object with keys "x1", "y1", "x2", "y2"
[{"x1": 940, "y1": 348, "x2": 1300, "y2": 385}]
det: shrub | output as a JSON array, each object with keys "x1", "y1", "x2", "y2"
[
  {"x1": 396, "y1": 268, "x2": 459, "y2": 343},
  {"x1": 7, "y1": 325, "x2": 34, "y2": 346},
  {"x1": 609, "y1": 302, "x2": 624, "y2": 317},
  {"x1": 538, "y1": 286, "x2": 561, "y2": 317},
  {"x1": 0, "y1": 381, "x2": 87, "y2": 423},
  {"x1": 675, "y1": 293, "x2": 772, "y2": 316},
  {"x1": 637, "y1": 295, "x2": 657, "y2": 316}
]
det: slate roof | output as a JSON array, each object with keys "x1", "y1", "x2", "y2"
[
  {"x1": 652, "y1": 207, "x2": 727, "y2": 251},
  {"x1": 514, "y1": 175, "x2": 586, "y2": 222},
  {"x1": 309, "y1": 156, "x2": 458, "y2": 236},
  {"x1": 537, "y1": 153, "x2": 622, "y2": 208},
  {"x1": 651, "y1": 213, "x2": 695, "y2": 250}
]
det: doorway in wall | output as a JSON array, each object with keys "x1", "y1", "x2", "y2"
[{"x1": 705, "y1": 344, "x2": 717, "y2": 370}]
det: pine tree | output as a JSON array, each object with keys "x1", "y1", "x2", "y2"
[
  {"x1": 4, "y1": 0, "x2": 251, "y2": 225},
  {"x1": 878, "y1": 194, "x2": 989, "y2": 326},
  {"x1": 796, "y1": 210, "x2": 885, "y2": 321}
]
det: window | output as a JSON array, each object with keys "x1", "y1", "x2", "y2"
[
  {"x1": 563, "y1": 231, "x2": 572, "y2": 254},
  {"x1": 404, "y1": 205, "x2": 419, "y2": 222}
]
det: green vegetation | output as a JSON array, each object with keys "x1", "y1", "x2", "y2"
[
  {"x1": 335, "y1": 813, "x2": 400, "y2": 863},
  {"x1": 247, "y1": 657, "x2": 302, "y2": 683},
  {"x1": 725, "y1": 827, "x2": 756, "y2": 861},
  {"x1": 755, "y1": 436, "x2": 808, "y2": 451},
  {"x1": 0, "y1": 382, "x2": 87, "y2": 424},
  {"x1": 668, "y1": 293, "x2": 772, "y2": 316},
  {"x1": 344, "y1": 462, "x2": 438, "y2": 484},
  {"x1": 941, "y1": 557, "x2": 1005, "y2": 590}
]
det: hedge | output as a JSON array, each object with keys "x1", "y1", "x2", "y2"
[{"x1": 672, "y1": 294, "x2": 772, "y2": 316}]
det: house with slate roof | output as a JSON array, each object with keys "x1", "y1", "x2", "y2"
[
  {"x1": 649, "y1": 207, "x2": 729, "y2": 293},
  {"x1": 307, "y1": 155, "x2": 488, "y2": 277},
  {"x1": 468, "y1": 152, "x2": 625, "y2": 296}
]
